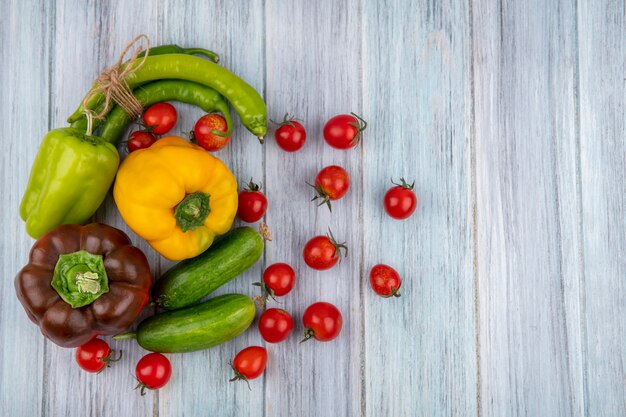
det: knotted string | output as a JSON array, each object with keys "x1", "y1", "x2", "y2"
[{"x1": 82, "y1": 34, "x2": 150, "y2": 135}]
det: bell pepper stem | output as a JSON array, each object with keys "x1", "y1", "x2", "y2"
[
  {"x1": 51, "y1": 250, "x2": 109, "y2": 308},
  {"x1": 174, "y1": 192, "x2": 211, "y2": 232}
]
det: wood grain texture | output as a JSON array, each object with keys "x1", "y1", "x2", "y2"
[
  {"x1": 362, "y1": 0, "x2": 477, "y2": 416},
  {"x1": 472, "y1": 0, "x2": 584, "y2": 416},
  {"x1": 0, "y1": 1, "x2": 52, "y2": 416},
  {"x1": 1, "y1": 0, "x2": 626, "y2": 416},
  {"x1": 578, "y1": 1, "x2": 626, "y2": 416},
  {"x1": 264, "y1": 1, "x2": 364, "y2": 416}
]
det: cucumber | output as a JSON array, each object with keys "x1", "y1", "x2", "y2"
[
  {"x1": 153, "y1": 227, "x2": 263, "y2": 310},
  {"x1": 115, "y1": 294, "x2": 256, "y2": 353}
]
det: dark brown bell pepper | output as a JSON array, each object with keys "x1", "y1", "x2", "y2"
[{"x1": 15, "y1": 223, "x2": 152, "y2": 348}]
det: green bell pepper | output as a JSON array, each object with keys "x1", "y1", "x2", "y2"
[{"x1": 20, "y1": 128, "x2": 119, "y2": 238}]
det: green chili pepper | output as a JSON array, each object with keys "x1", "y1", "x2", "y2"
[
  {"x1": 68, "y1": 54, "x2": 266, "y2": 141},
  {"x1": 20, "y1": 128, "x2": 119, "y2": 238},
  {"x1": 70, "y1": 80, "x2": 233, "y2": 144},
  {"x1": 138, "y1": 44, "x2": 220, "y2": 63}
]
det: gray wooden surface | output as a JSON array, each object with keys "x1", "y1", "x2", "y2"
[{"x1": 0, "y1": 1, "x2": 623, "y2": 416}]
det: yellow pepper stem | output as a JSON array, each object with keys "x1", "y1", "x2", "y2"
[{"x1": 174, "y1": 192, "x2": 211, "y2": 232}]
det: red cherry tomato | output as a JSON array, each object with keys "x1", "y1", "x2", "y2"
[
  {"x1": 323, "y1": 113, "x2": 367, "y2": 149},
  {"x1": 303, "y1": 230, "x2": 347, "y2": 270},
  {"x1": 135, "y1": 353, "x2": 172, "y2": 395},
  {"x1": 254, "y1": 263, "x2": 296, "y2": 302},
  {"x1": 237, "y1": 179, "x2": 268, "y2": 223},
  {"x1": 370, "y1": 264, "x2": 402, "y2": 297},
  {"x1": 302, "y1": 302, "x2": 343, "y2": 342},
  {"x1": 230, "y1": 346, "x2": 267, "y2": 387},
  {"x1": 127, "y1": 131, "x2": 156, "y2": 152},
  {"x1": 143, "y1": 103, "x2": 177, "y2": 135},
  {"x1": 258, "y1": 308, "x2": 294, "y2": 343},
  {"x1": 193, "y1": 113, "x2": 231, "y2": 152},
  {"x1": 274, "y1": 113, "x2": 306, "y2": 152},
  {"x1": 75, "y1": 338, "x2": 121, "y2": 373},
  {"x1": 384, "y1": 178, "x2": 418, "y2": 220},
  {"x1": 308, "y1": 165, "x2": 350, "y2": 211}
]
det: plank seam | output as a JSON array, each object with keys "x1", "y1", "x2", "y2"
[
  {"x1": 41, "y1": 0, "x2": 56, "y2": 414},
  {"x1": 358, "y1": 0, "x2": 367, "y2": 415},
  {"x1": 261, "y1": 0, "x2": 268, "y2": 415},
  {"x1": 469, "y1": 0, "x2": 481, "y2": 415},
  {"x1": 573, "y1": 1, "x2": 589, "y2": 416}
]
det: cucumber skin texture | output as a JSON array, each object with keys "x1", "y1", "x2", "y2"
[
  {"x1": 153, "y1": 227, "x2": 263, "y2": 310},
  {"x1": 136, "y1": 294, "x2": 255, "y2": 353}
]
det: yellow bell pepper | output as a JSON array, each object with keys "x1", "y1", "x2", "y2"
[{"x1": 113, "y1": 136, "x2": 238, "y2": 260}]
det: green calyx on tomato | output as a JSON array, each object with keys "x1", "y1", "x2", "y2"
[
  {"x1": 307, "y1": 181, "x2": 333, "y2": 211},
  {"x1": 51, "y1": 250, "x2": 109, "y2": 308},
  {"x1": 346, "y1": 112, "x2": 368, "y2": 145},
  {"x1": 326, "y1": 229, "x2": 348, "y2": 261},
  {"x1": 174, "y1": 192, "x2": 211, "y2": 232},
  {"x1": 391, "y1": 177, "x2": 415, "y2": 190},
  {"x1": 270, "y1": 112, "x2": 298, "y2": 127}
]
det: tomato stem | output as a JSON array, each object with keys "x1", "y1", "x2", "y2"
[
  {"x1": 327, "y1": 228, "x2": 348, "y2": 261},
  {"x1": 391, "y1": 177, "x2": 415, "y2": 190},
  {"x1": 390, "y1": 287, "x2": 401, "y2": 297},
  {"x1": 252, "y1": 282, "x2": 279, "y2": 304},
  {"x1": 229, "y1": 362, "x2": 252, "y2": 390},
  {"x1": 100, "y1": 349, "x2": 123, "y2": 368},
  {"x1": 269, "y1": 112, "x2": 300, "y2": 127},
  {"x1": 244, "y1": 178, "x2": 262, "y2": 192},
  {"x1": 300, "y1": 327, "x2": 316, "y2": 344},
  {"x1": 347, "y1": 112, "x2": 367, "y2": 145},
  {"x1": 134, "y1": 381, "x2": 150, "y2": 396},
  {"x1": 306, "y1": 181, "x2": 333, "y2": 212}
]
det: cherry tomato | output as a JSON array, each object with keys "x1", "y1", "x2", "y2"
[
  {"x1": 303, "y1": 230, "x2": 347, "y2": 270},
  {"x1": 237, "y1": 179, "x2": 268, "y2": 223},
  {"x1": 230, "y1": 346, "x2": 267, "y2": 387},
  {"x1": 370, "y1": 264, "x2": 402, "y2": 297},
  {"x1": 384, "y1": 178, "x2": 418, "y2": 220},
  {"x1": 302, "y1": 302, "x2": 343, "y2": 342},
  {"x1": 143, "y1": 102, "x2": 177, "y2": 135},
  {"x1": 274, "y1": 113, "x2": 306, "y2": 152},
  {"x1": 127, "y1": 131, "x2": 156, "y2": 152},
  {"x1": 75, "y1": 338, "x2": 121, "y2": 373},
  {"x1": 323, "y1": 112, "x2": 367, "y2": 149},
  {"x1": 135, "y1": 353, "x2": 172, "y2": 395},
  {"x1": 193, "y1": 113, "x2": 231, "y2": 152},
  {"x1": 254, "y1": 263, "x2": 296, "y2": 302},
  {"x1": 258, "y1": 308, "x2": 294, "y2": 343},
  {"x1": 308, "y1": 165, "x2": 350, "y2": 211}
]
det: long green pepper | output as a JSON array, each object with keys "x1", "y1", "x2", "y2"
[
  {"x1": 71, "y1": 80, "x2": 233, "y2": 143},
  {"x1": 68, "y1": 54, "x2": 267, "y2": 140}
]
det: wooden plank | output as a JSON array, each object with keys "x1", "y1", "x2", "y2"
[
  {"x1": 0, "y1": 1, "x2": 52, "y2": 416},
  {"x1": 264, "y1": 1, "x2": 364, "y2": 416},
  {"x1": 362, "y1": 0, "x2": 477, "y2": 416},
  {"x1": 155, "y1": 1, "x2": 267, "y2": 417},
  {"x1": 42, "y1": 1, "x2": 160, "y2": 416},
  {"x1": 577, "y1": 1, "x2": 626, "y2": 416},
  {"x1": 472, "y1": 0, "x2": 584, "y2": 415}
]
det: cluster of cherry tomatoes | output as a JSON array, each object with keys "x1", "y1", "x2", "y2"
[
  {"x1": 75, "y1": 338, "x2": 172, "y2": 394},
  {"x1": 126, "y1": 102, "x2": 232, "y2": 153},
  {"x1": 227, "y1": 112, "x2": 419, "y2": 386}
]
